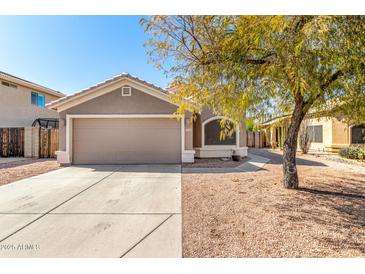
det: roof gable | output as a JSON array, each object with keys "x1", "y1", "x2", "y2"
[
  {"x1": 60, "y1": 87, "x2": 178, "y2": 115},
  {"x1": 47, "y1": 73, "x2": 176, "y2": 112}
]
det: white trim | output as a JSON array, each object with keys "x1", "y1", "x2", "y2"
[
  {"x1": 181, "y1": 114, "x2": 185, "y2": 153},
  {"x1": 67, "y1": 114, "x2": 177, "y2": 119},
  {"x1": 197, "y1": 146, "x2": 235, "y2": 150},
  {"x1": 64, "y1": 113, "x2": 186, "y2": 165},
  {"x1": 66, "y1": 115, "x2": 73, "y2": 163},
  {"x1": 201, "y1": 116, "x2": 239, "y2": 149},
  {"x1": 194, "y1": 148, "x2": 233, "y2": 158},
  {"x1": 194, "y1": 147, "x2": 247, "y2": 158},
  {"x1": 121, "y1": 86, "x2": 131, "y2": 96},
  {"x1": 349, "y1": 124, "x2": 354, "y2": 144},
  {"x1": 202, "y1": 116, "x2": 233, "y2": 126}
]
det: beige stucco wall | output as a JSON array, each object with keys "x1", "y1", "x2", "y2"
[
  {"x1": 332, "y1": 116, "x2": 349, "y2": 145},
  {"x1": 58, "y1": 87, "x2": 180, "y2": 151},
  {"x1": 0, "y1": 82, "x2": 60, "y2": 127},
  {"x1": 193, "y1": 108, "x2": 247, "y2": 148},
  {"x1": 264, "y1": 114, "x2": 351, "y2": 151},
  {"x1": 199, "y1": 107, "x2": 217, "y2": 122},
  {"x1": 305, "y1": 117, "x2": 332, "y2": 151},
  {"x1": 305, "y1": 116, "x2": 350, "y2": 151},
  {"x1": 193, "y1": 114, "x2": 202, "y2": 148}
]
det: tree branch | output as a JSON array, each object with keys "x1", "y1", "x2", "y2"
[
  {"x1": 320, "y1": 70, "x2": 344, "y2": 91},
  {"x1": 303, "y1": 69, "x2": 344, "y2": 111},
  {"x1": 294, "y1": 16, "x2": 314, "y2": 33}
]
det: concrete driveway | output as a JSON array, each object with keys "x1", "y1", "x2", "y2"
[{"x1": 0, "y1": 165, "x2": 181, "y2": 258}]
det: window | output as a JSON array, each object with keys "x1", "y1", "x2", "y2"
[
  {"x1": 351, "y1": 125, "x2": 365, "y2": 144},
  {"x1": 1, "y1": 81, "x2": 17, "y2": 89},
  {"x1": 307, "y1": 125, "x2": 323, "y2": 143},
  {"x1": 204, "y1": 119, "x2": 236, "y2": 146},
  {"x1": 31, "y1": 92, "x2": 46, "y2": 107},
  {"x1": 121, "y1": 86, "x2": 131, "y2": 96},
  {"x1": 31, "y1": 92, "x2": 37, "y2": 105}
]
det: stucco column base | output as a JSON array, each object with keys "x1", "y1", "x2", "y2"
[
  {"x1": 56, "y1": 151, "x2": 71, "y2": 166},
  {"x1": 182, "y1": 150, "x2": 195, "y2": 163},
  {"x1": 235, "y1": 147, "x2": 248, "y2": 157}
]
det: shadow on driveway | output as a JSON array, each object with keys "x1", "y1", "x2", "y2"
[
  {"x1": 74, "y1": 164, "x2": 181, "y2": 174},
  {"x1": 249, "y1": 148, "x2": 327, "y2": 167}
]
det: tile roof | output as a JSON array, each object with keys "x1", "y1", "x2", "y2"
[{"x1": 47, "y1": 72, "x2": 169, "y2": 108}]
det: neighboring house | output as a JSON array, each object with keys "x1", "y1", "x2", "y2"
[
  {"x1": 0, "y1": 71, "x2": 64, "y2": 128},
  {"x1": 261, "y1": 114, "x2": 365, "y2": 152},
  {"x1": 47, "y1": 73, "x2": 248, "y2": 165}
]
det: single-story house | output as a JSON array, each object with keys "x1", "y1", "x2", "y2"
[
  {"x1": 47, "y1": 73, "x2": 248, "y2": 165},
  {"x1": 0, "y1": 71, "x2": 64, "y2": 128},
  {"x1": 261, "y1": 114, "x2": 365, "y2": 152}
]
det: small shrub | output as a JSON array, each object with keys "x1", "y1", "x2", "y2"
[
  {"x1": 358, "y1": 146, "x2": 365, "y2": 160},
  {"x1": 339, "y1": 147, "x2": 350, "y2": 158},
  {"x1": 339, "y1": 145, "x2": 365, "y2": 160}
]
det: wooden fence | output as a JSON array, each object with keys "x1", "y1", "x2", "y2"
[
  {"x1": 247, "y1": 132, "x2": 255, "y2": 147},
  {"x1": 39, "y1": 128, "x2": 58, "y2": 158},
  {"x1": 246, "y1": 131, "x2": 266, "y2": 148},
  {"x1": 0, "y1": 128, "x2": 24, "y2": 157},
  {"x1": 0, "y1": 127, "x2": 58, "y2": 158}
]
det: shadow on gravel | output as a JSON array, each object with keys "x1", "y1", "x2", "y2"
[
  {"x1": 298, "y1": 187, "x2": 365, "y2": 200},
  {"x1": 274, "y1": 179, "x2": 365, "y2": 254},
  {"x1": 0, "y1": 159, "x2": 53, "y2": 170}
]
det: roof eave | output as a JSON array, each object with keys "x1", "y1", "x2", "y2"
[{"x1": 0, "y1": 72, "x2": 64, "y2": 98}]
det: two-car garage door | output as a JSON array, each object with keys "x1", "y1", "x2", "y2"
[{"x1": 72, "y1": 118, "x2": 181, "y2": 164}]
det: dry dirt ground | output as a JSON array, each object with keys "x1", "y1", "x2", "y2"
[
  {"x1": 182, "y1": 149, "x2": 365, "y2": 257},
  {"x1": 0, "y1": 158, "x2": 61, "y2": 185}
]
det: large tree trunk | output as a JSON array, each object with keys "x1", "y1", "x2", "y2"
[{"x1": 283, "y1": 100, "x2": 306, "y2": 189}]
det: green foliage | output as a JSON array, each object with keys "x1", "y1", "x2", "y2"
[
  {"x1": 141, "y1": 16, "x2": 365, "y2": 126},
  {"x1": 339, "y1": 145, "x2": 365, "y2": 160},
  {"x1": 245, "y1": 118, "x2": 256, "y2": 132}
]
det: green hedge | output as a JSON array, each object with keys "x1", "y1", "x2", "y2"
[{"x1": 339, "y1": 145, "x2": 365, "y2": 160}]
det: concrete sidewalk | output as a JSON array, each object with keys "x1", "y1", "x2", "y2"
[
  {"x1": 182, "y1": 153, "x2": 270, "y2": 173},
  {"x1": 0, "y1": 165, "x2": 182, "y2": 258}
]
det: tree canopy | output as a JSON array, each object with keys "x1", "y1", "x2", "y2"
[
  {"x1": 141, "y1": 16, "x2": 365, "y2": 188},
  {"x1": 141, "y1": 16, "x2": 364, "y2": 124}
]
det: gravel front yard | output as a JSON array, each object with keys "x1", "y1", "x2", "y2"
[
  {"x1": 183, "y1": 157, "x2": 248, "y2": 168},
  {"x1": 0, "y1": 158, "x2": 61, "y2": 185},
  {"x1": 307, "y1": 151, "x2": 365, "y2": 167},
  {"x1": 182, "y1": 149, "x2": 365, "y2": 257}
]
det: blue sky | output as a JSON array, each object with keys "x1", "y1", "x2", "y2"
[{"x1": 0, "y1": 16, "x2": 170, "y2": 95}]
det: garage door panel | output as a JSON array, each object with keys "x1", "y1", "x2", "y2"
[{"x1": 73, "y1": 118, "x2": 181, "y2": 164}]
